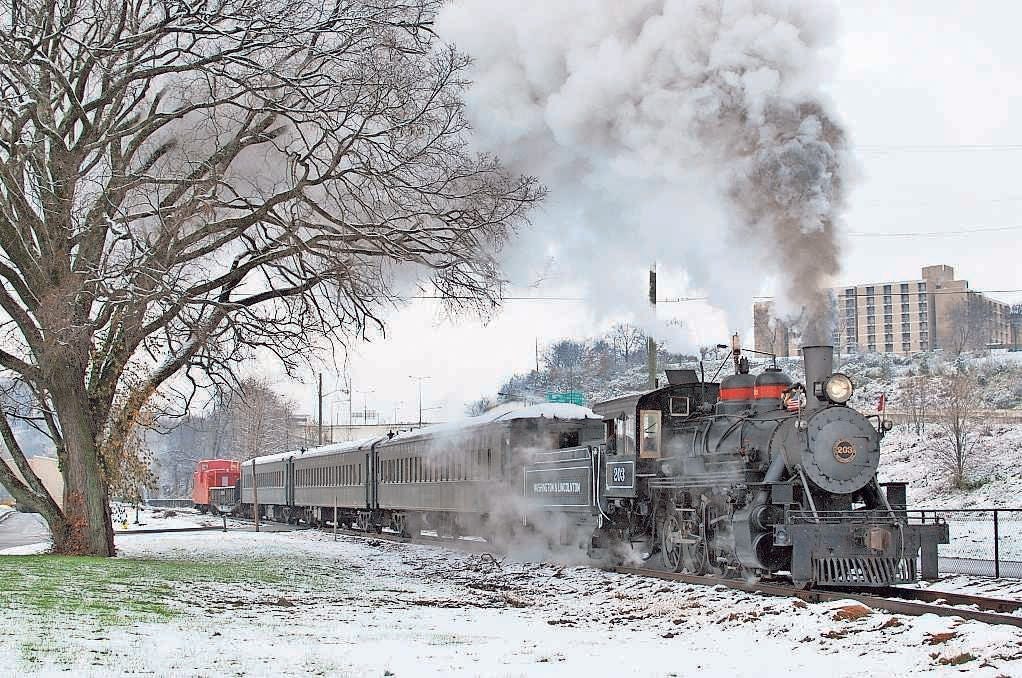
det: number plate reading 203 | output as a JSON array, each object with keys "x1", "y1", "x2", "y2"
[{"x1": 606, "y1": 460, "x2": 634, "y2": 490}]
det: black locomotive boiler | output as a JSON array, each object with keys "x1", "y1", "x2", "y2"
[{"x1": 531, "y1": 344, "x2": 949, "y2": 587}]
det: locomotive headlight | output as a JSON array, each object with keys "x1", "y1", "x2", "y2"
[{"x1": 823, "y1": 373, "x2": 854, "y2": 404}]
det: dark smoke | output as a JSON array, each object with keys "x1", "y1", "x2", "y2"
[{"x1": 438, "y1": 0, "x2": 853, "y2": 346}]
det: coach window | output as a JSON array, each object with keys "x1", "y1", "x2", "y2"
[{"x1": 639, "y1": 410, "x2": 662, "y2": 459}]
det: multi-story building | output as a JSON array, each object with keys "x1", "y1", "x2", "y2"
[{"x1": 754, "y1": 265, "x2": 1016, "y2": 356}]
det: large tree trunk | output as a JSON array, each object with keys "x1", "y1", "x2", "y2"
[
  {"x1": 56, "y1": 439, "x2": 114, "y2": 556},
  {"x1": 50, "y1": 384, "x2": 115, "y2": 556}
]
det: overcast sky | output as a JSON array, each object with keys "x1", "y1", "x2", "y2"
[{"x1": 273, "y1": 2, "x2": 1022, "y2": 425}]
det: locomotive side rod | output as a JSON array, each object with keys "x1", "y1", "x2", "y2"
[{"x1": 610, "y1": 566, "x2": 1022, "y2": 629}]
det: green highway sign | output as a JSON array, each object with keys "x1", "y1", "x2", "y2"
[{"x1": 546, "y1": 391, "x2": 586, "y2": 405}]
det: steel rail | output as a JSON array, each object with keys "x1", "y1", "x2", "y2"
[{"x1": 610, "y1": 566, "x2": 1022, "y2": 628}]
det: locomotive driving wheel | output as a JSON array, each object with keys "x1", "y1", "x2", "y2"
[{"x1": 660, "y1": 511, "x2": 706, "y2": 574}]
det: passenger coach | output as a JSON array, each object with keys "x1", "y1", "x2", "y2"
[{"x1": 238, "y1": 404, "x2": 603, "y2": 536}]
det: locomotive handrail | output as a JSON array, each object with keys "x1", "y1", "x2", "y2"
[{"x1": 788, "y1": 509, "x2": 947, "y2": 525}]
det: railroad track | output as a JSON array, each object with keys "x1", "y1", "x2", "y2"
[
  {"x1": 611, "y1": 566, "x2": 1022, "y2": 629},
  {"x1": 217, "y1": 516, "x2": 1022, "y2": 627}
]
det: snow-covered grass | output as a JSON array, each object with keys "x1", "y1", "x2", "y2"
[
  {"x1": 110, "y1": 504, "x2": 230, "y2": 532},
  {"x1": 2, "y1": 512, "x2": 1022, "y2": 676}
]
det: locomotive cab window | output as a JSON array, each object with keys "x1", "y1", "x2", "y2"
[
  {"x1": 558, "y1": 431, "x2": 579, "y2": 449},
  {"x1": 618, "y1": 414, "x2": 636, "y2": 455},
  {"x1": 669, "y1": 396, "x2": 690, "y2": 417},
  {"x1": 638, "y1": 410, "x2": 662, "y2": 459}
]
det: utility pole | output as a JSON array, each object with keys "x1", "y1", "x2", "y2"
[
  {"x1": 647, "y1": 264, "x2": 657, "y2": 390},
  {"x1": 409, "y1": 375, "x2": 430, "y2": 426},
  {"x1": 251, "y1": 458, "x2": 260, "y2": 533},
  {"x1": 317, "y1": 373, "x2": 323, "y2": 446}
]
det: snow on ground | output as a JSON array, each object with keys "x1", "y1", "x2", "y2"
[
  {"x1": 110, "y1": 504, "x2": 234, "y2": 532},
  {"x1": 2, "y1": 514, "x2": 1022, "y2": 676},
  {"x1": 908, "y1": 575, "x2": 1022, "y2": 603}
]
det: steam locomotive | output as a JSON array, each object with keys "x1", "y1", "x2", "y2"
[
  {"x1": 208, "y1": 343, "x2": 946, "y2": 589},
  {"x1": 528, "y1": 343, "x2": 949, "y2": 587}
]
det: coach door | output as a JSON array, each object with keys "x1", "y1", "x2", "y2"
[
  {"x1": 285, "y1": 457, "x2": 296, "y2": 507},
  {"x1": 366, "y1": 448, "x2": 376, "y2": 509}
]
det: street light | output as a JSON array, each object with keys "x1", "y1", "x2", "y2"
[
  {"x1": 408, "y1": 375, "x2": 431, "y2": 427},
  {"x1": 356, "y1": 388, "x2": 375, "y2": 425}
]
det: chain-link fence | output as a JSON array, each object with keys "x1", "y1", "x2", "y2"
[{"x1": 909, "y1": 508, "x2": 1022, "y2": 578}]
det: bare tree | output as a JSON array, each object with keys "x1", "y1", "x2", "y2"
[
  {"x1": 609, "y1": 323, "x2": 645, "y2": 365},
  {"x1": 934, "y1": 371, "x2": 978, "y2": 490},
  {"x1": 0, "y1": 0, "x2": 541, "y2": 555},
  {"x1": 544, "y1": 340, "x2": 586, "y2": 371},
  {"x1": 899, "y1": 373, "x2": 931, "y2": 438},
  {"x1": 946, "y1": 293, "x2": 993, "y2": 355},
  {"x1": 465, "y1": 396, "x2": 497, "y2": 416},
  {"x1": 223, "y1": 378, "x2": 296, "y2": 459}
]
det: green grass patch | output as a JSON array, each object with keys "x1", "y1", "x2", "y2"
[
  {"x1": 0, "y1": 551, "x2": 354, "y2": 669},
  {"x1": 0, "y1": 554, "x2": 285, "y2": 627}
]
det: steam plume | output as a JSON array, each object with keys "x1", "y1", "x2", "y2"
[{"x1": 437, "y1": 0, "x2": 851, "y2": 345}]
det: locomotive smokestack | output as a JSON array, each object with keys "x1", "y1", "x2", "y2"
[{"x1": 801, "y1": 345, "x2": 834, "y2": 412}]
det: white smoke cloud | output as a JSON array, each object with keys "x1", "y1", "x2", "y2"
[{"x1": 437, "y1": 0, "x2": 853, "y2": 348}]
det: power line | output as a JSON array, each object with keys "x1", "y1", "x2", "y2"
[
  {"x1": 405, "y1": 289, "x2": 1022, "y2": 304},
  {"x1": 660, "y1": 290, "x2": 1022, "y2": 303},
  {"x1": 857, "y1": 144, "x2": 1022, "y2": 153},
  {"x1": 848, "y1": 225, "x2": 1022, "y2": 237}
]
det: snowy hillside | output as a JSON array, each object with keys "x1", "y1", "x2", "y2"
[{"x1": 879, "y1": 423, "x2": 1022, "y2": 509}]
